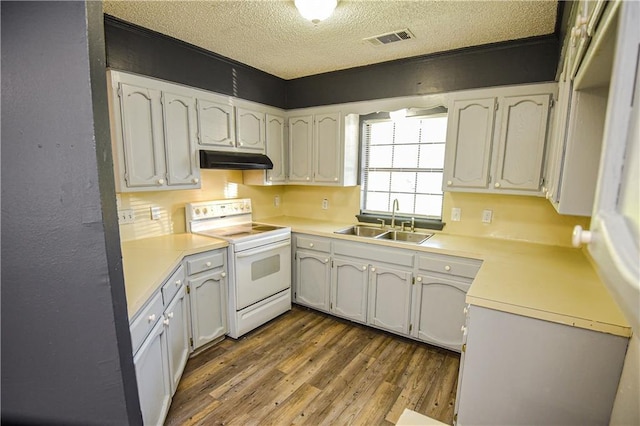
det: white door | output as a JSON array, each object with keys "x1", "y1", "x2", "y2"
[
  {"x1": 444, "y1": 98, "x2": 495, "y2": 190},
  {"x1": 133, "y1": 319, "x2": 171, "y2": 426},
  {"x1": 494, "y1": 94, "x2": 550, "y2": 191},
  {"x1": 413, "y1": 274, "x2": 469, "y2": 351},
  {"x1": 265, "y1": 114, "x2": 287, "y2": 183},
  {"x1": 295, "y1": 250, "x2": 330, "y2": 311},
  {"x1": 331, "y1": 257, "x2": 368, "y2": 323},
  {"x1": 314, "y1": 113, "x2": 341, "y2": 184},
  {"x1": 236, "y1": 107, "x2": 265, "y2": 152},
  {"x1": 119, "y1": 83, "x2": 166, "y2": 188},
  {"x1": 196, "y1": 98, "x2": 235, "y2": 148},
  {"x1": 162, "y1": 91, "x2": 199, "y2": 187},
  {"x1": 189, "y1": 269, "x2": 227, "y2": 350},
  {"x1": 164, "y1": 285, "x2": 190, "y2": 395},
  {"x1": 368, "y1": 265, "x2": 412, "y2": 334},
  {"x1": 288, "y1": 115, "x2": 313, "y2": 183}
]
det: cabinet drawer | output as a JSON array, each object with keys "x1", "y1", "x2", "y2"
[
  {"x1": 130, "y1": 291, "x2": 163, "y2": 355},
  {"x1": 161, "y1": 264, "x2": 185, "y2": 306},
  {"x1": 296, "y1": 235, "x2": 331, "y2": 253},
  {"x1": 186, "y1": 250, "x2": 224, "y2": 276},
  {"x1": 417, "y1": 253, "x2": 482, "y2": 278}
]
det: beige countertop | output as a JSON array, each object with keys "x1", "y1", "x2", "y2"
[
  {"x1": 258, "y1": 216, "x2": 631, "y2": 337},
  {"x1": 121, "y1": 234, "x2": 228, "y2": 319}
]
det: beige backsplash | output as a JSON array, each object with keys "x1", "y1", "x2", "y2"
[{"x1": 118, "y1": 171, "x2": 590, "y2": 247}]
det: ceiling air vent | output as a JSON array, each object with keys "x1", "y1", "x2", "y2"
[{"x1": 364, "y1": 29, "x2": 415, "y2": 46}]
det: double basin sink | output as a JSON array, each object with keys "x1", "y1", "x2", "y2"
[{"x1": 334, "y1": 225, "x2": 433, "y2": 245}]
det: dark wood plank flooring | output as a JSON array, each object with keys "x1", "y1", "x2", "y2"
[{"x1": 165, "y1": 305, "x2": 460, "y2": 426}]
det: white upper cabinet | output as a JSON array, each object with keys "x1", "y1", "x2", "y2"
[
  {"x1": 162, "y1": 91, "x2": 199, "y2": 187},
  {"x1": 108, "y1": 71, "x2": 201, "y2": 192},
  {"x1": 265, "y1": 114, "x2": 287, "y2": 183},
  {"x1": 287, "y1": 111, "x2": 359, "y2": 186},
  {"x1": 443, "y1": 84, "x2": 555, "y2": 196},
  {"x1": 196, "y1": 99, "x2": 235, "y2": 148},
  {"x1": 236, "y1": 107, "x2": 265, "y2": 152}
]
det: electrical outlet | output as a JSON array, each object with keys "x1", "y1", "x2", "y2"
[
  {"x1": 119, "y1": 208, "x2": 135, "y2": 224},
  {"x1": 482, "y1": 209, "x2": 493, "y2": 224},
  {"x1": 274, "y1": 195, "x2": 280, "y2": 207},
  {"x1": 451, "y1": 207, "x2": 461, "y2": 222},
  {"x1": 322, "y1": 198, "x2": 329, "y2": 210},
  {"x1": 150, "y1": 206, "x2": 161, "y2": 220}
]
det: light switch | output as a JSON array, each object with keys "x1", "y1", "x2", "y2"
[
  {"x1": 150, "y1": 206, "x2": 161, "y2": 220},
  {"x1": 451, "y1": 208, "x2": 461, "y2": 222},
  {"x1": 482, "y1": 209, "x2": 493, "y2": 223}
]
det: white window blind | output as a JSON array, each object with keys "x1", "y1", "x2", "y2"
[{"x1": 361, "y1": 115, "x2": 447, "y2": 220}]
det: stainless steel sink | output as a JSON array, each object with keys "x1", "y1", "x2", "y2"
[
  {"x1": 333, "y1": 225, "x2": 387, "y2": 238},
  {"x1": 375, "y1": 230, "x2": 433, "y2": 244}
]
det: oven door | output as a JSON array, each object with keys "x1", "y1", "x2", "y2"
[{"x1": 234, "y1": 238, "x2": 291, "y2": 310}]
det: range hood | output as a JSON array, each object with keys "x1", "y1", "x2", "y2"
[{"x1": 199, "y1": 150, "x2": 273, "y2": 170}]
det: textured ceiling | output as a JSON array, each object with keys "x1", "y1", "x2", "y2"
[{"x1": 103, "y1": 0, "x2": 559, "y2": 80}]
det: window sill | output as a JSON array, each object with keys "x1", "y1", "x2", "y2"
[{"x1": 356, "y1": 214, "x2": 445, "y2": 231}]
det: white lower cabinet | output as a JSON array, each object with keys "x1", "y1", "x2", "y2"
[
  {"x1": 295, "y1": 250, "x2": 331, "y2": 311},
  {"x1": 331, "y1": 257, "x2": 368, "y2": 323},
  {"x1": 133, "y1": 319, "x2": 171, "y2": 426},
  {"x1": 164, "y1": 285, "x2": 190, "y2": 394},
  {"x1": 188, "y1": 267, "x2": 227, "y2": 350},
  {"x1": 368, "y1": 264, "x2": 412, "y2": 334}
]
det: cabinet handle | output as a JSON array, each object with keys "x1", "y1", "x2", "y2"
[
  {"x1": 205, "y1": 261, "x2": 212, "y2": 267},
  {"x1": 494, "y1": 182, "x2": 501, "y2": 188},
  {"x1": 444, "y1": 265, "x2": 451, "y2": 271},
  {"x1": 572, "y1": 225, "x2": 592, "y2": 247},
  {"x1": 309, "y1": 243, "x2": 314, "y2": 248},
  {"x1": 157, "y1": 178, "x2": 165, "y2": 185},
  {"x1": 221, "y1": 272, "x2": 227, "y2": 278},
  {"x1": 447, "y1": 180, "x2": 452, "y2": 186},
  {"x1": 371, "y1": 267, "x2": 376, "y2": 272},
  {"x1": 163, "y1": 318, "x2": 170, "y2": 326},
  {"x1": 192, "y1": 178, "x2": 199, "y2": 184},
  {"x1": 416, "y1": 276, "x2": 422, "y2": 282},
  {"x1": 148, "y1": 314, "x2": 156, "y2": 323}
]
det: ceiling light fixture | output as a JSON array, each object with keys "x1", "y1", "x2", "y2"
[{"x1": 295, "y1": 0, "x2": 337, "y2": 24}]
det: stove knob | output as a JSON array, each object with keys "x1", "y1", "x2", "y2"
[
  {"x1": 195, "y1": 208, "x2": 201, "y2": 215},
  {"x1": 203, "y1": 208, "x2": 208, "y2": 214}
]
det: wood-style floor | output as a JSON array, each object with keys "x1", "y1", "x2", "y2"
[{"x1": 165, "y1": 305, "x2": 460, "y2": 426}]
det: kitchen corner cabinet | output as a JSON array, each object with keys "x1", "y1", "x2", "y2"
[
  {"x1": 455, "y1": 305, "x2": 628, "y2": 425},
  {"x1": 444, "y1": 86, "x2": 554, "y2": 196},
  {"x1": 288, "y1": 112, "x2": 359, "y2": 186},
  {"x1": 107, "y1": 71, "x2": 201, "y2": 192},
  {"x1": 186, "y1": 250, "x2": 228, "y2": 350}
]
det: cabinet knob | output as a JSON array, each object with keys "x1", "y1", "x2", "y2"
[
  {"x1": 221, "y1": 272, "x2": 227, "y2": 278},
  {"x1": 205, "y1": 261, "x2": 212, "y2": 267},
  {"x1": 572, "y1": 225, "x2": 592, "y2": 247},
  {"x1": 148, "y1": 314, "x2": 156, "y2": 323},
  {"x1": 229, "y1": 141, "x2": 234, "y2": 145},
  {"x1": 238, "y1": 142, "x2": 243, "y2": 146},
  {"x1": 167, "y1": 312, "x2": 174, "y2": 319},
  {"x1": 163, "y1": 318, "x2": 170, "y2": 326},
  {"x1": 334, "y1": 177, "x2": 338, "y2": 181},
  {"x1": 444, "y1": 265, "x2": 451, "y2": 271},
  {"x1": 463, "y1": 306, "x2": 469, "y2": 315},
  {"x1": 447, "y1": 180, "x2": 452, "y2": 186},
  {"x1": 494, "y1": 182, "x2": 501, "y2": 188},
  {"x1": 371, "y1": 267, "x2": 376, "y2": 272},
  {"x1": 324, "y1": 258, "x2": 329, "y2": 263},
  {"x1": 461, "y1": 325, "x2": 467, "y2": 334},
  {"x1": 175, "y1": 279, "x2": 181, "y2": 286},
  {"x1": 306, "y1": 176, "x2": 310, "y2": 181},
  {"x1": 416, "y1": 276, "x2": 423, "y2": 282},
  {"x1": 157, "y1": 178, "x2": 165, "y2": 185},
  {"x1": 269, "y1": 176, "x2": 273, "y2": 181},
  {"x1": 192, "y1": 178, "x2": 199, "y2": 184},
  {"x1": 362, "y1": 265, "x2": 367, "y2": 270},
  {"x1": 309, "y1": 243, "x2": 314, "y2": 247}
]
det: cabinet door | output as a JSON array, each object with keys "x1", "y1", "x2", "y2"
[
  {"x1": 331, "y1": 257, "x2": 368, "y2": 323},
  {"x1": 368, "y1": 265, "x2": 412, "y2": 334},
  {"x1": 288, "y1": 115, "x2": 313, "y2": 183},
  {"x1": 314, "y1": 113, "x2": 341, "y2": 184},
  {"x1": 494, "y1": 94, "x2": 550, "y2": 191},
  {"x1": 189, "y1": 268, "x2": 227, "y2": 350},
  {"x1": 295, "y1": 250, "x2": 330, "y2": 311},
  {"x1": 413, "y1": 274, "x2": 469, "y2": 351},
  {"x1": 119, "y1": 83, "x2": 166, "y2": 188},
  {"x1": 162, "y1": 91, "x2": 200, "y2": 187},
  {"x1": 444, "y1": 98, "x2": 495, "y2": 190},
  {"x1": 164, "y1": 285, "x2": 190, "y2": 395},
  {"x1": 133, "y1": 319, "x2": 171, "y2": 426},
  {"x1": 265, "y1": 114, "x2": 287, "y2": 183},
  {"x1": 197, "y1": 99, "x2": 235, "y2": 148},
  {"x1": 236, "y1": 107, "x2": 265, "y2": 152}
]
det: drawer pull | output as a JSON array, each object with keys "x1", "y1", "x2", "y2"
[
  {"x1": 148, "y1": 314, "x2": 156, "y2": 323},
  {"x1": 444, "y1": 265, "x2": 451, "y2": 271},
  {"x1": 205, "y1": 261, "x2": 212, "y2": 267},
  {"x1": 416, "y1": 276, "x2": 422, "y2": 282},
  {"x1": 309, "y1": 243, "x2": 314, "y2": 248}
]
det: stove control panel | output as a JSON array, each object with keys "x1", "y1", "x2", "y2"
[{"x1": 186, "y1": 199, "x2": 252, "y2": 221}]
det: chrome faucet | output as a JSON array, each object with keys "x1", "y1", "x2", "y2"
[{"x1": 391, "y1": 198, "x2": 399, "y2": 229}]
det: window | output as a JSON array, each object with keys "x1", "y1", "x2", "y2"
[{"x1": 361, "y1": 114, "x2": 447, "y2": 220}]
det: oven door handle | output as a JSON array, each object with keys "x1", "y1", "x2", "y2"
[{"x1": 236, "y1": 240, "x2": 291, "y2": 258}]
